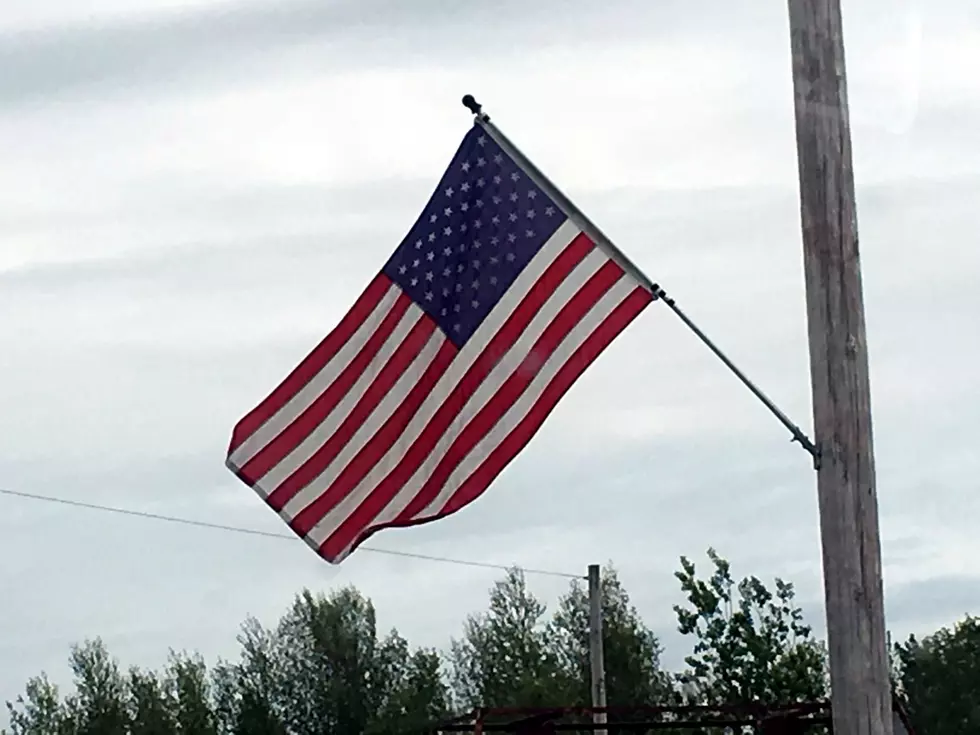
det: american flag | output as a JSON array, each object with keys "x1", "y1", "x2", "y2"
[{"x1": 226, "y1": 123, "x2": 653, "y2": 563}]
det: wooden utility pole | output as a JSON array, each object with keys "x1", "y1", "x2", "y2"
[
  {"x1": 786, "y1": 2, "x2": 893, "y2": 735},
  {"x1": 587, "y1": 564, "x2": 607, "y2": 735}
]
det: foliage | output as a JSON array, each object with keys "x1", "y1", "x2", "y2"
[
  {"x1": 449, "y1": 568, "x2": 570, "y2": 708},
  {"x1": 5, "y1": 551, "x2": 974, "y2": 734},
  {"x1": 894, "y1": 614, "x2": 980, "y2": 734},
  {"x1": 673, "y1": 548, "x2": 828, "y2": 705}
]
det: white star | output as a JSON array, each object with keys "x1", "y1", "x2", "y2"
[
  {"x1": 415, "y1": 238, "x2": 423, "y2": 248},
  {"x1": 506, "y1": 251, "x2": 516, "y2": 261},
  {"x1": 441, "y1": 307, "x2": 448, "y2": 316},
  {"x1": 490, "y1": 255, "x2": 499, "y2": 265},
  {"x1": 428, "y1": 232, "x2": 437, "y2": 242},
  {"x1": 443, "y1": 247, "x2": 452, "y2": 256},
  {"x1": 472, "y1": 259, "x2": 481, "y2": 269},
  {"x1": 509, "y1": 192, "x2": 518, "y2": 202},
  {"x1": 425, "y1": 271, "x2": 434, "y2": 281},
  {"x1": 429, "y1": 214, "x2": 438, "y2": 223},
  {"x1": 442, "y1": 287, "x2": 450, "y2": 296},
  {"x1": 473, "y1": 219, "x2": 482, "y2": 229},
  {"x1": 412, "y1": 258, "x2": 420, "y2": 267},
  {"x1": 490, "y1": 237, "x2": 499, "y2": 246},
  {"x1": 477, "y1": 157, "x2": 486, "y2": 167},
  {"x1": 410, "y1": 277, "x2": 418, "y2": 286},
  {"x1": 461, "y1": 161, "x2": 471, "y2": 172},
  {"x1": 510, "y1": 172, "x2": 520, "y2": 182},
  {"x1": 492, "y1": 195, "x2": 502, "y2": 205},
  {"x1": 508, "y1": 212, "x2": 518, "y2": 222},
  {"x1": 398, "y1": 264, "x2": 408, "y2": 274},
  {"x1": 507, "y1": 233, "x2": 517, "y2": 243},
  {"x1": 445, "y1": 187, "x2": 454, "y2": 197},
  {"x1": 460, "y1": 223, "x2": 468, "y2": 233},
  {"x1": 425, "y1": 291, "x2": 433, "y2": 301},
  {"x1": 476, "y1": 177, "x2": 485, "y2": 187},
  {"x1": 493, "y1": 153, "x2": 503, "y2": 165},
  {"x1": 528, "y1": 190, "x2": 537, "y2": 199},
  {"x1": 526, "y1": 209, "x2": 535, "y2": 219},
  {"x1": 477, "y1": 135, "x2": 486, "y2": 146},
  {"x1": 427, "y1": 250, "x2": 435, "y2": 261},
  {"x1": 471, "y1": 299, "x2": 480, "y2": 308},
  {"x1": 493, "y1": 175, "x2": 502, "y2": 185},
  {"x1": 443, "y1": 226, "x2": 453, "y2": 236},
  {"x1": 525, "y1": 229, "x2": 535, "y2": 238},
  {"x1": 454, "y1": 323, "x2": 462, "y2": 331},
  {"x1": 491, "y1": 215, "x2": 500, "y2": 225},
  {"x1": 461, "y1": 202, "x2": 469, "y2": 212},
  {"x1": 455, "y1": 282, "x2": 463, "y2": 293},
  {"x1": 444, "y1": 206, "x2": 453, "y2": 217},
  {"x1": 490, "y1": 275, "x2": 498, "y2": 285},
  {"x1": 454, "y1": 303, "x2": 461, "y2": 312},
  {"x1": 460, "y1": 182, "x2": 470, "y2": 193},
  {"x1": 473, "y1": 239, "x2": 482, "y2": 249},
  {"x1": 471, "y1": 280, "x2": 480, "y2": 289},
  {"x1": 545, "y1": 206, "x2": 555, "y2": 217},
  {"x1": 475, "y1": 199, "x2": 484, "y2": 208}
]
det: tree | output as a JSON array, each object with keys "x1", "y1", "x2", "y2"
[
  {"x1": 673, "y1": 549, "x2": 828, "y2": 705},
  {"x1": 449, "y1": 568, "x2": 570, "y2": 708},
  {"x1": 894, "y1": 614, "x2": 980, "y2": 734},
  {"x1": 549, "y1": 565, "x2": 673, "y2": 707},
  {"x1": 6, "y1": 674, "x2": 73, "y2": 735}
]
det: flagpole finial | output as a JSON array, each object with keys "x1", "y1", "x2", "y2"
[{"x1": 461, "y1": 94, "x2": 488, "y2": 121}]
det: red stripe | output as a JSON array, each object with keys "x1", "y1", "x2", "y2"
[
  {"x1": 265, "y1": 317, "x2": 438, "y2": 512},
  {"x1": 332, "y1": 285, "x2": 653, "y2": 560},
  {"x1": 320, "y1": 258, "x2": 625, "y2": 560},
  {"x1": 291, "y1": 233, "x2": 595, "y2": 538},
  {"x1": 439, "y1": 286, "x2": 653, "y2": 515},
  {"x1": 237, "y1": 293, "x2": 412, "y2": 485},
  {"x1": 288, "y1": 338, "x2": 457, "y2": 535},
  {"x1": 228, "y1": 273, "x2": 391, "y2": 455}
]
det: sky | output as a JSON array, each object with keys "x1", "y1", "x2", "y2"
[{"x1": 2, "y1": 0, "x2": 979, "y2": 710}]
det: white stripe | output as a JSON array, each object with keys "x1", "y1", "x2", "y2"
[
  {"x1": 328, "y1": 277, "x2": 637, "y2": 562},
  {"x1": 271, "y1": 328, "x2": 445, "y2": 511},
  {"x1": 423, "y1": 276, "x2": 635, "y2": 516},
  {"x1": 229, "y1": 284, "x2": 402, "y2": 469},
  {"x1": 280, "y1": 219, "x2": 582, "y2": 522},
  {"x1": 303, "y1": 243, "x2": 610, "y2": 548},
  {"x1": 253, "y1": 304, "x2": 425, "y2": 498}
]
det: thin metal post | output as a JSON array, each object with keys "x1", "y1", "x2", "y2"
[
  {"x1": 461, "y1": 95, "x2": 819, "y2": 464},
  {"x1": 587, "y1": 564, "x2": 607, "y2": 735}
]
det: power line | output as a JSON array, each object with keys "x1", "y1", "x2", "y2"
[{"x1": 0, "y1": 486, "x2": 583, "y2": 580}]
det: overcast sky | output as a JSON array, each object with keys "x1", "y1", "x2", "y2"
[{"x1": 2, "y1": 0, "x2": 978, "y2": 710}]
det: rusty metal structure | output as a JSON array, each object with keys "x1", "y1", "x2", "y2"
[{"x1": 424, "y1": 698, "x2": 916, "y2": 734}]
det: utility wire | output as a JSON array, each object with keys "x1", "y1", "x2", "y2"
[{"x1": 0, "y1": 487, "x2": 583, "y2": 580}]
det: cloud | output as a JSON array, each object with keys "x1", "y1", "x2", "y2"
[{"x1": 2, "y1": 0, "x2": 979, "y2": 715}]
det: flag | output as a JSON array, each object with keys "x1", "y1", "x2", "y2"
[{"x1": 226, "y1": 121, "x2": 653, "y2": 563}]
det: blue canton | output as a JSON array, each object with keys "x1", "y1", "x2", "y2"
[{"x1": 382, "y1": 127, "x2": 569, "y2": 348}]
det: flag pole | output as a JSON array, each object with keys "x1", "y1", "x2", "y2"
[
  {"x1": 461, "y1": 95, "x2": 819, "y2": 463},
  {"x1": 587, "y1": 564, "x2": 608, "y2": 735}
]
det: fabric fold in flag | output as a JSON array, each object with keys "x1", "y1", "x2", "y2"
[{"x1": 226, "y1": 123, "x2": 653, "y2": 563}]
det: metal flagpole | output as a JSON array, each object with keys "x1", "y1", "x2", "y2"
[
  {"x1": 461, "y1": 95, "x2": 819, "y2": 464},
  {"x1": 587, "y1": 564, "x2": 608, "y2": 735}
]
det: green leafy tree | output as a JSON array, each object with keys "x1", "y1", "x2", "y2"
[
  {"x1": 449, "y1": 568, "x2": 570, "y2": 708},
  {"x1": 6, "y1": 674, "x2": 73, "y2": 735},
  {"x1": 548, "y1": 565, "x2": 674, "y2": 707},
  {"x1": 127, "y1": 667, "x2": 175, "y2": 735},
  {"x1": 673, "y1": 549, "x2": 827, "y2": 705},
  {"x1": 166, "y1": 652, "x2": 216, "y2": 735},
  {"x1": 894, "y1": 615, "x2": 980, "y2": 734}
]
